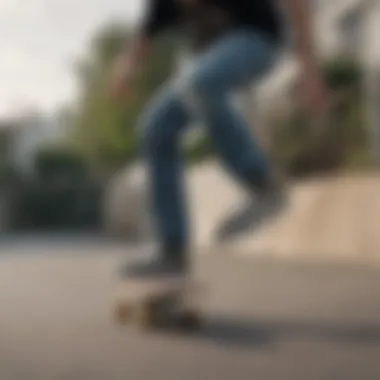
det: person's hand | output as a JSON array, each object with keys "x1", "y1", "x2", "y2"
[
  {"x1": 299, "y1": 70, "x2": 329, "y2": 140},
  {"x1": 109, "y1": 55, "x2": 135, "y2": 102},
  {"x1": 300, "y1": 70, "x2": 328, "y2": 120}
]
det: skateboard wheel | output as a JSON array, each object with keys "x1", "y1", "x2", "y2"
[
  {"x1": 115, "y1": 302, "x2": 132, "y2": 324},
  {"x1": 114, "y1": 278, "x2": 200, "y2": 331},
  {"x1": 178, "y1": 310, "x2": 202, "y2": 331},
  {"x1": 135, "y1": 301, "x2": 160, "y2": 329}
]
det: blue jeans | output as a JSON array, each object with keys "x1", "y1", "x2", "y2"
[{"x1": 140, "y1": 30, "x2": 277, "y2": 254}]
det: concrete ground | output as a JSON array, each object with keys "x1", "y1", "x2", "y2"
[{"x1": 1, "y1": 236, "x2": 380, "y2": 380}]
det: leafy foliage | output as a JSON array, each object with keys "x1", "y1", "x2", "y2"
[
  {"x1": 269, "y1": 58, "x2": 369, "y2": 177},
  {"x1": 70, "y1": 23, "x2": 179, "y2": 173},
  {"x1": 70, "y1": 22, "x2": 369, "y2": 177},
  {"x1": 35, "y1": 148, "x2": 87, "y2": 182}
]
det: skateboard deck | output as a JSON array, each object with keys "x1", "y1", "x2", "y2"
[{"x1": 114, "y1": 276, "x2": 202, "y2": 331}]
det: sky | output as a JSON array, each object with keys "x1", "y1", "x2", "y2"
[{"x1": 0, "y1": 0, "x2": 143, "y2": 117}]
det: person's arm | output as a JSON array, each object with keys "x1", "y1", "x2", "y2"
[
  {"x1": 282, "y1": 0, "x2": 327, "y2": 116},
  {"x1": 110, "y1": 0, "x2": 175, "y2": 100},
  {"x1": 285, "y1": 0, "x2": 318, "y2": 73},
  {"x1": 111, "y1": 34, "x2": 151, "y2": 87},
  {"x1": 118, "y1": 0, "x2": 173, "y2": 70}
]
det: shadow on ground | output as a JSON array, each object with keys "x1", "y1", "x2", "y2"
[{"x1": 171, "y1": 317, "x2": 380, "y2": 350}]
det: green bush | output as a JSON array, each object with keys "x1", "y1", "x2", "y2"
[
  {"x1": 8, "y1": 180, "x2": 104, "y2": 231},
  {"x1": 35, "y1": 148, "x2": 87, "y2": 182},
  {"x1": 7, "y1": 148, "x2": 103, "y2": 230},
  {"x1": 269, "y1": 58, "x2": 369, "y2": 177},
  {"x1": 323, "y1": 58, "x2": 362, "y2": 89},
  {"x1": 184, "y1": 130, "x2": 214, "y2": 164}
]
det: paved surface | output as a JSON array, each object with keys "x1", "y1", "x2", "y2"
[{"x1": 1, "y1": 238, "x2": 380, "y2": 380}]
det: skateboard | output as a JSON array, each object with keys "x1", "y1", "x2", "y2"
[{"x1": 113, "y1": 277, "x2": 202, "y2": 331}]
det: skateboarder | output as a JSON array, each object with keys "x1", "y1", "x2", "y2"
[{"x1": 110, "y1": 0, "x2": 327, "y2": 277}]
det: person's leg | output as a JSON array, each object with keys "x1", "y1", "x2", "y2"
[
  {"x1": 124, "y1": 85, "x2": 191, "y2": 278},
  {"x1": 179, "y1": 30, "x2": 277, "y2": 189},
  {"x1": 178, "y1": 31, "x2": 286, "y2": 240}
]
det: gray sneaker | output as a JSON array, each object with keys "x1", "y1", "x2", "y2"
[{"x1": 215, "y1": 181, "x2": 288, "y2": 242}]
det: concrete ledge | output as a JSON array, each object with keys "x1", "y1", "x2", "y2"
[{"x1": 104, "y1": 162, "x2": 380, "y2": 264}]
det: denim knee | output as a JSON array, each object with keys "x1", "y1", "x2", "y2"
[
  {"x1": 179, "y1": 70, "x2": 223, "y2": 111},
  {"x1": 140, "y1": 116, "x2": 176, "y2": 161}
]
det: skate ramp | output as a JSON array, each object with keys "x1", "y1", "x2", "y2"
[
  {"x1": 190, "y1": 163, "x2": 380, "y2": 263},
  {"x1": 104, "y1": 162, "x2": 380, "y2": 263}
]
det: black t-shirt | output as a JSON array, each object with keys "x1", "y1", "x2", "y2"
[{"x1": 141, "y1": 0, "x2": 283, "y2": 47}]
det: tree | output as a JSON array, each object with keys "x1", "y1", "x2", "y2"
[
  {"x1": 269, "y1": 57, "x2": 369, "y2": 177},
  {"x1": 70, "y1": 22, "x2": 179, "y2": 174}
]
